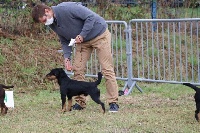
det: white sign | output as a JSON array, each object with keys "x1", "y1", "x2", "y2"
[{"x1": 4, "y1": 91, "x2": 14, "y2": 108}]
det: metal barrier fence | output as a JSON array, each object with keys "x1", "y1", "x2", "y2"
[
  {"x1": 61, "y1": 19, "x2": 200, "y2": 95},
  {"x1": 126, "y1": 18, "x2": 200, "y2": 94}
]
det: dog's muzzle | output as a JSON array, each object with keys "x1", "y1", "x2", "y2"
[{"x1": 45, "y1": 75, "x2": 57, "y2": 80}]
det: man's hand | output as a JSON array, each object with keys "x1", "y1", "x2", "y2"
[
  {"x1": 64, "y1": 58, "x2": 72, "y2": 71},
  {"x1": 75, "y1": 35, "x2": 83, "y2": 44}
]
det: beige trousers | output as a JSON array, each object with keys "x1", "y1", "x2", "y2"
[{"x1": 73, "y1": 29, "x2": 118, "y2": 107}]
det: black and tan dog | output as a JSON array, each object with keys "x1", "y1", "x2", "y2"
[
  {"x1": 0, "y1": 84, "x2": 14, "y2": 115},
  {"x1": 45, "y1": 68, "x2": 105, "y2": 113},
  {"x1": 183, "y1": 83, "x2": 200, "y2": 122}
]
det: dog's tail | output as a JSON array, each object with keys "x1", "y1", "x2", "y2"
[
  {"x1": 183, "y1": 83, "x2": 198, "y2": 91},
  {"x1": 2, "y1": 85, "x2": 14, "y2": 89},
  {"x1": 95, "y1": 72, "x2": 102, "y2": 85}
]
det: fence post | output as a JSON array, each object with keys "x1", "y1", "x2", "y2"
[
  {"x1": 199, "y1": 52, "x2": 200, "y2": 82},
  {"x1": 123, "y1": 23, "x2": 143, "y2": 95},
  {"x1": 151, "y1": 0, "x2": 157, "y2": 31}
]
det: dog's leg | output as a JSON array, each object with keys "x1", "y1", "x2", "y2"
[
  {"x1": 0, "y1": 105, "x2": 3, "y2": 115},
  {"x1": 90, "y1": 90, "x2": 105, "y2": 113},
  {"x1": 4, "y1": 106, "x2": 8, "y2": 114},
  {"x1": 2, "y1": 108, "x2": 7, "y2": 115},
  {"x1": 0, "y1": 102, "x2": 4, "y2": 115},
  {"x1": 0, "y1": 103, "x2": 7, "y2": 115},
  {"x1": 197, "y1": 113, "x2": 200, "y2": 122},
  {"x1": 97, "y1": 89, "x2": 105, "y2": 113},
  {"x1": 61, "y1": 94, "x2": 67, "y2": 113},
  {"x1": 92, "y1": 98, "x2": 105, "y2": 114},
  {"x1": 196, "y1": 110, "x2": 200, "y2": 122},
  {"x1": 99, "y1": 102, "x2": 105, "y2": 114},
  {"x1": 67, "y1": 98, "x2": 72, "y2": 111}
]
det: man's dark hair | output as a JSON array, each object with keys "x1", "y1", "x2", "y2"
[{"x1": 32, "y1": 4, "x2": 51, "y2": 23}]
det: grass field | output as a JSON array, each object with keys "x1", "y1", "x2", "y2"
[
  {"x1": 1, "y1": 81, "x2": 200, "y2": 133},
  {"x1": 0, "y1": 3, "x2": 200, "y2": 133}
]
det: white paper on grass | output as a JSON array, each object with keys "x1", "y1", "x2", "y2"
[
  {"x1": 4, "y1": 91, "x2": 14, "y2": 108},
  {"x1": 68, "y1": 38, "x2": 76, "y2": 46}
]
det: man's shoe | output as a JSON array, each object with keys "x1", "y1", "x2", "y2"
[
  {"x1": 109, "y1": 103, "x2": 119, "y2": 112},
  {"x1": 72, "y1": 103, "x2": 84, "y2": 110}
]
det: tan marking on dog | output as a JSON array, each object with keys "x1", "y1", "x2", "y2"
[
  {"x1": 1, "y1": 107, "x2": 7, "y2": 115},
  {"x1": 102, "y1": 106, "x2": 105, "y2": 114},
  {"x1": 75, "y1": 99, "x2": 86, "y2": 108},
  {"x1": 198, "y1": 113, "x2": 200, "y2": 123},
  {"x1": 61, "y1": 102, "x2": 67, "y2": 113},
  {"x1": 46, "y1": 75, "x2": 57, "y2": 80},
  {"x1": 67, "y1": 99, "x2": 72, "y2": 111}
]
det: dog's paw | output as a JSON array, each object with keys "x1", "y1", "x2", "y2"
[
  {"x1": 118, "y1": 90, "x2": 124, "y2": 96},
  {"x1": 197, "y1": 112, "x2": 200, "y2": 123},
  {"x1": 1, "y1": 107, "x2": 8, "y2": 115},
  {"x1": 67, "y1": 107, "x2": 72, "y2": 112},
  {"x1": 61, "y1": 109, "x2": 66, "y2": 113}
]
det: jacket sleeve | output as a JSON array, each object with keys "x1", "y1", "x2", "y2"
[{"x1": 58, "y1": 35, "x2": 72, "y2": 59}]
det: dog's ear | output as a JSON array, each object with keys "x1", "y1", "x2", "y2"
[
  {"x1": 58, "y1": 68, "x2": 64, "y2": 71},
  {"x1": 50, "y1": 68, "x2": 61, "y2": 77},
  {"x1": 57, "y1": 68, "x2": 67, "y2": 77},
  {"x1": 57, "y1": 68, "x2": 64, "y2": 73}
]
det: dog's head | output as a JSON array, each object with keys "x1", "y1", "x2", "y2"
[{"x1": 45, "y1": 68, "x2": 66, "y2": 81}]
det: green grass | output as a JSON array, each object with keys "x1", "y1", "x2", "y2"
[
  {"x1": 1, "y1": 82, "x2": 200, "y2": 133},
  {"x1": 0, "y1": 52, "x2": 6, "y2": 65}
]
